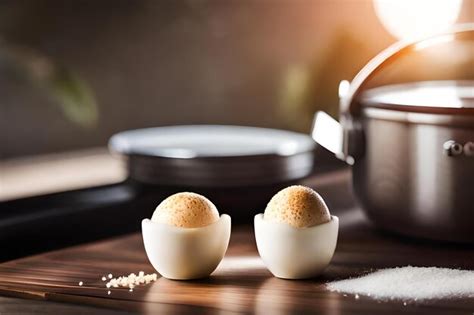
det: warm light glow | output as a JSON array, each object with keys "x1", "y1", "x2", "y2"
[
  {"x1": 373, "y1": 0, "x2": 463, "y2": 40},
  {"x1": 414, "y1": 34, "x2": 455, "y2": 51}
]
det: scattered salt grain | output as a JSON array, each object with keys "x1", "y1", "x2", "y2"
[
  {"x1": 107, "y1": 290, "x2": 111, "y2": 295},
  {"x1": 105, "y1": 271, "x2": 158, "y2": 291},
  {"x1": 327, "y1": 266, "x2": 474, "y2": 301},
  {"x1": 78, "y1": 281, "x2": 83, "y2": 286},
  {"x1": 101, "y1": 276, "x2": 107, "y2": 281},
  {"x1": 108, "y1": 273, "x2": 113, "y2": 279}
]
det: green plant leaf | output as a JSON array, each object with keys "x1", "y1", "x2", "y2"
[{"x1": 47, "y1": 68, "x2": 98, "y2": 128}]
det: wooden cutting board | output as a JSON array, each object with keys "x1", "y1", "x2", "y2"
[{"x1": 0, "y1": 170, "x2": 473, "y2": 314}]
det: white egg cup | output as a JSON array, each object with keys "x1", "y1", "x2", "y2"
[
  {"x1": 254, "y1": 214, "x2": 339, "y2": 279},
  {"x1": 142, "y1": 214, "x2": 231, "y2": 280}
]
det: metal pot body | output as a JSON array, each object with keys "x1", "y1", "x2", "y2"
[
  {"x1": 352, "y1": 108, "x2": 474, "y2": 242},
  {"x1": 313, "y1": 27, "x2": 474, "y2": 242}
]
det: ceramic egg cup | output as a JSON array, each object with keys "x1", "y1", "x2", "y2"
[
  {"x1": 254, "y1": 214, "x2": 339, "y2": 279},
  {"x1": 142, "y1": 214, "x2": 231, "y2": 280}
]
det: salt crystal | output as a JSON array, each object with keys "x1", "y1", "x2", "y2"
[
  {"x1": 103, "y1": 271, "x2": 158, "y2": 292},
  {"x1": 327, "y1": 266, "x2": 474, "y2": 301},
  {"x1": 108, "y1": 274, "x2": 113, "y2": 279},
  {"x1": 101, "y1": 276, "x2": 107, "y2": 281},
  {"x1": 107, "y1": 290, "x2": 111, "y2": 295},
  {"x1": 78, "y1": 281, "x2": 83, "y2": 286}
]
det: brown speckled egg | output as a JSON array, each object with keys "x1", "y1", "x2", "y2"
[
  {"x1": 151, "y1": 192, "x2": 219, "y2": 228},
  {"x1": 264, "y1": 185, "x2": 330, "y2": 228}
]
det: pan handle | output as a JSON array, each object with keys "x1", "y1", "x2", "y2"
[{"x1": 340, "y1": 23, "x2": 474, "y2": 116}]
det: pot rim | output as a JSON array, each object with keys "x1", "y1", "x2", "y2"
[
  {"x1": 360, "y1": 80, "x2": 474, "y2": 116},
  {"x1": 361, "y1": 107, "x2": 474, "y2": 127}
]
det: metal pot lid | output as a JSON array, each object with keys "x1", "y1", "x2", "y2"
[
  {"x1": 360, "y1": 80, "x2": 474, "y2": 115},
  {"x1": 341, "y1": 24, "x2": 474, "y2": 117},
  {"x1": 109, "y1": 125, "x2": 316, "y2": 187}
]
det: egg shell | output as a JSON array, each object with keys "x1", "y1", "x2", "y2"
[
  {"x1": 142, "y1": 214, "x2": 231, "y2": 280},
  {"x1": 254, "y1": 214, "x2": 338, "y2": 279}
]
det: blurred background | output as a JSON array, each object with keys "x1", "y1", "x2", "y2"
[{"x1": 0, "y1": 0, "x2": 470, "y2": 158}]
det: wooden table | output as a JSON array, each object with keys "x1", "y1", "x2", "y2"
[{"x1": 1, "y1": 169, "x2": 473, "y2": 314}]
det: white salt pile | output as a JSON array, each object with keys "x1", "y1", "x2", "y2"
[{"x1": 327, "y1": 266, "x2": 474, "y2": 301}]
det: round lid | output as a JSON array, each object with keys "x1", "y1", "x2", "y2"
[
  {"x1": 110, "y1": 125, "x2": 315, "y2": 158},
  {"x1": 361, "y1": 80, "x2": 474, "y2": 115},
  {"x1": 109, "y1": 125, "x2": 316, "y2": 187}
]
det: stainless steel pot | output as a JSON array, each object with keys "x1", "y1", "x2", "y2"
[{"x1": 312, "y1": 25, "x2": 474, "y2": 243}]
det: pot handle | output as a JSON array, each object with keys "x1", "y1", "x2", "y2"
[
  {"x1": 311, "y1": 112, "x2": 343, "y2": 157},
  {"x1": 312, "y1": 111, "x2": 363, "y2": 165},
  {"x1": 340, "y1": 23, "x2": 474, "y2": 116}
]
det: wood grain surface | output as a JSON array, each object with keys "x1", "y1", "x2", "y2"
[{"x1": 0, "y1": 170, "x2": 473, "y2": 314}]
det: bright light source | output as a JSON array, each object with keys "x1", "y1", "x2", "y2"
[{"x1": 373, "y1": 0, "x2": 463, "y2": 40}]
